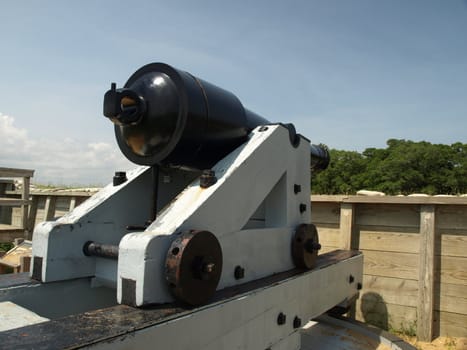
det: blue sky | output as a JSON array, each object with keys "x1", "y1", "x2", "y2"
[{"x1": 1, "y1": 1, "x2": 466, "y2": 184}]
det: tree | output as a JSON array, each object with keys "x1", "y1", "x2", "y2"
[
  {"x1": 311, "y1": 140, "x2": 467, "y2": 195},
  {"x1": 311, "y1": 149, "x2": 366, "y2": 194}
]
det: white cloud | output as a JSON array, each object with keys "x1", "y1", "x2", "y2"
[{"x1": 0, "y1": 113, "x2": 134, "y2": 185}]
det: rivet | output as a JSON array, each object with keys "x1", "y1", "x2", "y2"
[
  {"x1": 200, "y1": 170, "x2": 217, "y2": 188},
  {"x1": 294, "y1": 184, "x2": 301, "y2": 194},
  {"x1": 113, "y1": 171, "x2": 127, "y2": 186},
  {"x1": 234, "y1": 266, "x2": 245, "y2": 280},
  {"x1": 277, "y1": 312, "x2": 286, "y2": 325}
]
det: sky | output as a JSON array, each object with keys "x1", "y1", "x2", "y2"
[{"x1": 1, "y1": 1, "x2": 467, "y2": 185}]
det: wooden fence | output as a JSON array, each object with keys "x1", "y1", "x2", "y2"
[
  {"x1": 0, "y1": 167, "x2": 34, "y2": 241},
  {"x1": 312, "y1": 195, "x2": 467, "y2": 340},
  {"x1": 1, "y1": 191, "x2": 93, "y2": 243},
  {"x1": 2, "y1": 187, "x2": 466, "y2": 340}
]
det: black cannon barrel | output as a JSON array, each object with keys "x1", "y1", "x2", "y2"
[{"x1": 103, "y1": 63, "x2": 329, "y2": 171}]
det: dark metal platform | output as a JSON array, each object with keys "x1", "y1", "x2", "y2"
[{"x1": 0, "y1": 250, "x2": 361, "y2": 350}]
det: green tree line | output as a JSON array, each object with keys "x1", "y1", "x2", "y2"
[{"x1": 311, "y1": 139, "x2": 467, "y2": 195}]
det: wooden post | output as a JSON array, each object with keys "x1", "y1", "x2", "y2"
[
  {"x1": 69, "y1": 196, "x2": 77, "y2": 211},
  {"x1": 27, "y1": 196, "x2": 39, "y2": 235},
  {"x1": 21, "y1": 177, "x2": 30, "y2": 227},
  {"x1": 340, "y1": 203, "x2": 355, "y2": 250},
  {"x1": 44, "y1": 196, "x2": 57, "y2": 221},
  {"x1": 340, "y1": 202, "x2": 356, "y2": 318},
  {"x1": 21, "y1": 176, "x2": 30, "y2": 238},
  {"x1": 417, "y1": 204, "x2": 436, "y2": 341}
]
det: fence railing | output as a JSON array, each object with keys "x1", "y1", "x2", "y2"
[{"x1": 311, "y1": 195, "x2": 467, "y2": 340}]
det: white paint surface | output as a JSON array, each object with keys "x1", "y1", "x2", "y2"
[{"x1": 0, "y1": 301, "x2": 48, "y2": 331}]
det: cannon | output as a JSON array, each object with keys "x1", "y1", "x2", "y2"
[
  {"x1": 0, "y1": 63, "x2": 363, "y2": 350},
  {"x1": 103, "y1": 62, "x2": 329, "y2": 171}
]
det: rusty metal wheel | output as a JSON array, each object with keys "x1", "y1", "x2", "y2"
[
  {"x1": 166, "y1": 230, "x2": 223, "y2": 306},
  {"x1": 291, "y1": 223, "x2": 321, "y2": 269}
]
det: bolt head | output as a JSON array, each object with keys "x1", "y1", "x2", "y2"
[
  {"x1": 277, "y1": 312, "x2": 286, "y2": 325},
  {"x1": 203, "y1": 263, "x2": 215, "y2": 274},
  {"x1": 234, "y1": 266, "x2": 245, "y2": 279},
  {"x1": 293, "y1": 316, "x2": 302, "y2": 328},
  {"x1": 299, "y1": 204, "x2": 307, "y2": 213},
  {"x1": 294, "y1": 184, "x2": 301, "y2": 194}
]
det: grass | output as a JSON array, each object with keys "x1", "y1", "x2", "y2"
[
  {"x1": 0, "y1": 242, "x2": 14, "y2": 252},
  {"x1": 444, "y1": 337, "x2": 457, "y2": 350}
]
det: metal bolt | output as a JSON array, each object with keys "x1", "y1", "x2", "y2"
[
  {"x1": 304, "y1": 240, "x2": 321, "y2": 253},
  {"x1": 277, "y1": 312, "x2": 286, "y2": 325},
  {"x1": 299, "y1": 203, "x2": 307, "y2": 213},
  {"x1": 294, "y1": 184, "x2": 301, "y2": 194},
  {"x1": 113, "y1": 171, "x2": 127, "y2": 186},
  {"x1": 200, "y1": 170, "x2": 217, "y2": 188},
  {"x1": 203, "y1": 262, "x2": 215, "y2": 274},
  {"x1": 349, "y1": 275, "x2": 355, "y2": 284},
  {"x1": 293, "y1": 316, "x2": 302, "y2": 329},
  {"x1": 234, "y1": 266, "x2": 245, "y2": 280}
]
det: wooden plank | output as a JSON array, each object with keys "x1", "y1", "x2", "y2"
[
  {"x1": 359, "y1": 230, "x2": 420, "y2": 254},
  {"x1": 312, "y1": 195, "x2": 467, "y2": 205},
  {"x1": 69, "y1": 197, "x2": 77, "y2": 211},
  {"x1": 417, "y1": 204, "x2": 436, "y2": 341},
  {"x1": 30, "y1": 191, "x2": 95, "y2": 197},
  {"x1": 361, "y1": 275, "x2": 418, "y2": 307},
  {"x1": 355, "y1": 204, "x2": 420, "y2": 228},
  {"x1": 0, "y1": 198, "x2": 30, "y2": 206},
  {"x1": 27, "y1": 196, "x2": 39, "y2": 233},
  {"x1": 435, "y1": 311, "x2": 467, "y2": 338},
  {"x1": 311, "y1": 202, "x2": 340, "y2": 224},
  {"x1": 436, "y1": 283, "x2": 467, "y2": 315},
  {"x1": 437, "y1": 256, "x2": 467, "y2": 286},
  {"x1": 43, "y1": 196, "x2": 57, "y2": 221},
  {"x1": 355, "y1": 299, "x2": 417, "y2": 332},
  {"x1": 437, "y1": 233, "x2": 467, "y2": 257},
  {"x1": 340, "y1": 203, "x2": 354, "y2": 250},
  {"x1": 318, "y1": 246, "x2": 339, "y2": 254},
  {"x1": 21, "y1": 176, "x2": 30, "y2": 238},
  {"x1": 0, "y1": 224, "x2": 20, "y2": 230},
  {"x1": 315, "y1": 226, "x2": 341, "y2": 247},
  {"x1": 311, "y1": 195, "x2": 349, "y2": 203},
  {"x1": 0, "y1": 228, "x2": 24, "y2": 243},
  {"x1": 20, "y1": 256, "x2": 31, "y2": 273},
  {"x1": 436, "y1": 205, "x2": 467, "y2": 230},
  {"x1": 55, "y1": 197, "x2": 72, "y2": 211},
  {"x1": 0, "y1": 167, "x2": 34, "y2": 178},
  {"x1": 362, "y1": 250, "x2": 419, "y2": 280}
]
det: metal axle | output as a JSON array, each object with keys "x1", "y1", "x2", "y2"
[{"x1": 83, "y1": 241, "x2": 119, "y2": 260}]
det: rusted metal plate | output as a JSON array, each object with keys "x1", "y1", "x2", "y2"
[
  {"x1": 291, "y1": 223, "x2": 320, "y2": 269},
  {"x1": 166, "y1": 230, "x2": 223, "y2": 306}
]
